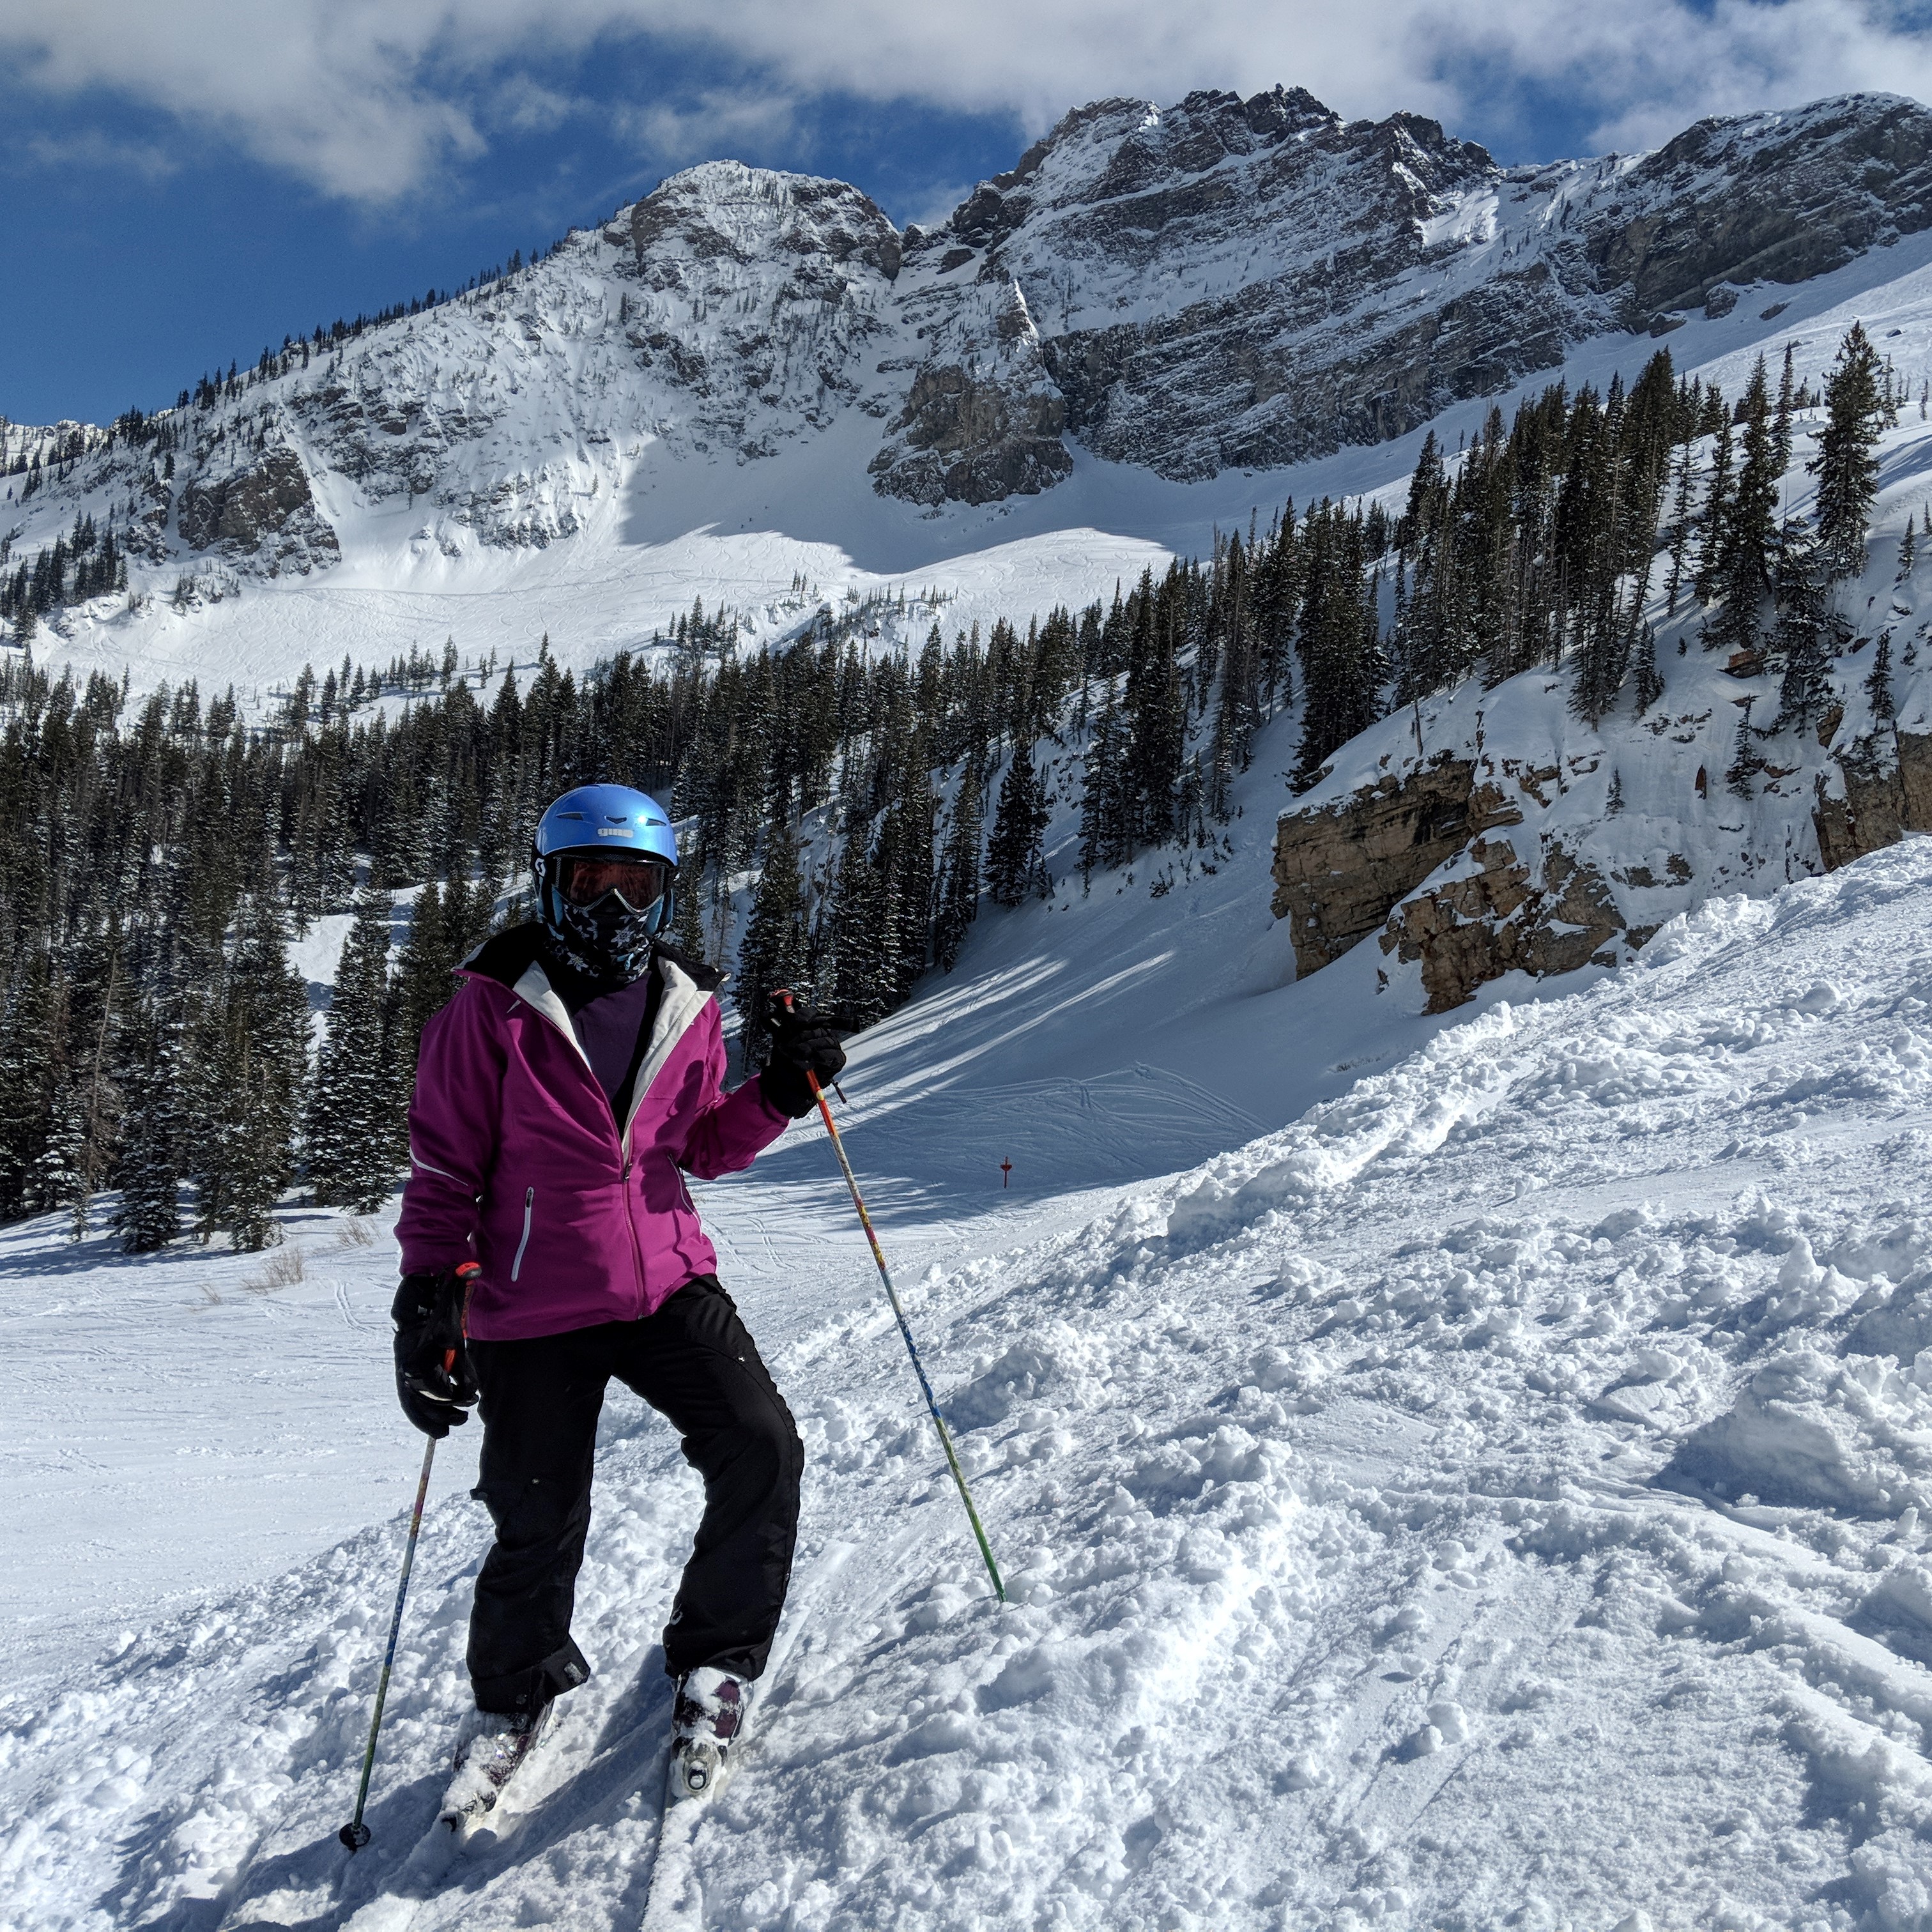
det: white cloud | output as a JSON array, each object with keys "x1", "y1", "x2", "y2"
[{"x1": 1, "y1": 0, "x2": 1930, "y2": 203}]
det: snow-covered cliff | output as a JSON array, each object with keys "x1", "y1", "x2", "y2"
[{"x1": 10, "y1": 86, "x2": 1932, "y2": 619}]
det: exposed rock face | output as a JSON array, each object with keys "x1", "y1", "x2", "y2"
[
  {"x1": 1591, "y1": 95, "x2": 1932, "y2": 323},
  {"x1": 20, "y1": 88, "x2": 1932, "y2": 583},
  {"x1": 1271, "y1": 634, "x2": 1932, "y2": 1014},
  {"x1": 624, "y1": 164, "x2": 902, "y2": 284},
  {"x1": 1379, "y1": 839, "x2": 1627, "y2": 1014},
  {"x1": 1272, "y1": 755, "x2": 1627, "y2": 1013},
  {"x1": 175, "y1": 451, "x2": 337, "y2": 574},
  {"x1": 1271, "y1": 758, "x2": 1522, "y2": 974},
  {"x1": 901, "y1": 88, "x2": 1932, "y2": 485},
  {"x1": 870, "y1": 283, "x2": 1072, "y2": 506}
]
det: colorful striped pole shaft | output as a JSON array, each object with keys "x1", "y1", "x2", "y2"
[
  {"x1": 339, "y1": 1432, "x2": 438, "y2": 1850},
  {"x1": 804, "y1": 1064, "x2": 1006, "y2": 1604}
]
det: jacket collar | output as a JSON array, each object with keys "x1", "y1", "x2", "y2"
[
  {"x1": 621, "y1": 956, "x2": 710, "y2": 1153},
  {"x1": 456, "y1": 924, "x2": 722, "y2": 1137},
  {"x1": 457, "y1": 924, "x2": 724, "y2": 996}
]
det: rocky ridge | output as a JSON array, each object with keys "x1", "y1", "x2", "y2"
[{"x1": 9, "y1": 88, "x2": 1932, "y2": 592}]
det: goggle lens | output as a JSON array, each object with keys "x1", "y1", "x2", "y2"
[{"x1": 555, "y1": 854, "x2": 668, "y2": 910}]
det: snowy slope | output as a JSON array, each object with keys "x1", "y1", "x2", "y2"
[{"x1": 14, "y1": 839, "x2": 1932, "y2": 1926}]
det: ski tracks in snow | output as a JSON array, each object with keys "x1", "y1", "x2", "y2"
[{"x1": 28, "y1": 848, "x2": 1932, "y2": 1922}]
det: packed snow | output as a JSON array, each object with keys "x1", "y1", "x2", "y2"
[{"x1": 16, "y1": 820, "x2": 1932, "y2": 1924}]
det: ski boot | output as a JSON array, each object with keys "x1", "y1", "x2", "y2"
[
  {"x1": 438, "y1": 1699, "x2": 555, "y2": 1830},
  {"x1": 667, "y1": 1667, "x2": 750, "y2": 1804}
]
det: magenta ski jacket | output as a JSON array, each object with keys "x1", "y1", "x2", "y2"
[{"x1": 395, "y1": 930, "x2": 789, "y2": 1341}]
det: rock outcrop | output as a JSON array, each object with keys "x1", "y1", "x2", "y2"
[
  {"x1": 1272, "y1": 606, "x2": 1932, "y2": 1015},
  {"x1": 870, "y1": 282, "x2": 1072, "y2": 506},
  {"x1": 1379, "y1": 839, "x2": 1627, "y2": 1014},
  {"x1": 1814, "y1": 728, "x2": 1932, "y2": 868},
  {"x1": 1272, "y1": 755, "x2": 1629, "y2": 1013},
  {"x1": 1270, "y1": 758, "x2": 1522, "y2": 975},
  {"x1": 174, "y1": 451, "x2": 337, "y2": 574}
]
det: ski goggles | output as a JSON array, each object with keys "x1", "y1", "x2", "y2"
[{"x1": 551, "y1": 852, "x2": 671, "y2": 912}]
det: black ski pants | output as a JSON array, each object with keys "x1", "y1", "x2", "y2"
[{"x1": 465, "y1": 1275, "x2": 803, "y2": 1717}]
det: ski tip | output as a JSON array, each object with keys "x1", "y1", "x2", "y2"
[{"x1": 339, "y1": 1820, "x2": 372, "y2": 1852}]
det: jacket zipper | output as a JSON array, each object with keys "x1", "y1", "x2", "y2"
[
  {"x1": 620, "y1": 1153, "x2": 647, "y2": 1317},
  {"x1": 510, "y1": 1187, "x2": 535, "y2": 1281}
]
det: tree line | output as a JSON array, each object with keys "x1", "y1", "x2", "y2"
[{"x1": 0, "y1": 325, "x2": 1897, "y2": 1250}]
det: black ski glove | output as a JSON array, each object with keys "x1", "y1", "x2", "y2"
[
  {"x1": 759, "y1": 992, "x2": 847, "y2": 1119},
  {"x1": 392, "y1": 1264, "x2": 481, "y2": 1439}
]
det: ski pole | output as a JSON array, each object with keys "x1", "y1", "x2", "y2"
[
  {"x1": 340, "y1": 1271, "x2": 476, "y2": 1853},
  {"x1": 339, "y1": 1432, "x2": 437, "y2": 1851},
  {"x1": 777, "y1": 993, "x2": 1005, "y2": 1604}
]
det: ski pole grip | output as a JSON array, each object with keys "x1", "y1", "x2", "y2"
[{"x1": 447, "y1": 1260, "x2": 482, "y2": 1369}]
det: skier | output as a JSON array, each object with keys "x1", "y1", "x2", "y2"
[{"x1": 390, "y1": 783, "x2": 845, "y2": 1816}]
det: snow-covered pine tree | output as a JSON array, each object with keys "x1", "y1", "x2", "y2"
[
  {"x1": 1692, "y1": 415, "x2": 1736, "y2": 610},
  {"x1": 1122, "y1": 569, "x2": 1186, "y2": 849},
  {"x1": 1664, "y1": 438, "x2": 1697, "y2": 614},
  {"x1": 986, "y1": 744, "x2": 1050, "y2": 907},
  {"x1": 825, "y1": 819, "x2": 893, "y2": 1027},
  {"x1": 670, "y1": 847, "x2": 707, "y2": 958},
  {"x1": 886, "y1": 752, "x2": 936, "y2": 1006},
  {"x1": 112, "y1": 1005, "x2": 182, "y2": 1254},
  {"x1": 1078, "y1": 691, "x2": 1128, "y2": 883},
  {"x1": 932, "y1": 754, "x2": 985, "y2": 970},
  {"x1": 1867, "y1": 632, "x2": 1897, "y2": 724},
  {"x1": 1812, "y1": 321, "x2": 1885, "y2": 581},
  {"x1": 1708, "y1": 356, "x2": 1781, "y2": 654},
  {"x1": 734, "y1": 826, "x2": 808, "y2": 1072},
  {"x1": 1771, "y1": 522, "x2": 1837, "y2": 734},
  {"x1": 0, "y1": 953, "x2": 62, "y2": 1222},
  {"x1": 1292, "y1": 504, "x2": 1384, "y2": 791},
  {"x1": 187, "y1": 895, "x2": 309, "y2": 1249},
  {"x1": 1773, "y1": 342, "x2": 1797, "y2": 475},
  {"x1": 305, "y1": 886, "x2": 399, "y2": 1215},
  {"x1": 1726, "y1": 699, "x2": 1767, "y2": 797},
  {"x1": 1634, "y1": 624, "x2": 1666, "y2": 716}
]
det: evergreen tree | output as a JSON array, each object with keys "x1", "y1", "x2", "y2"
[
  {"x1": 1771, "y1": 523, "x2": 1837, "y2": 734},
  {"x1": 986, "y1": 744, "x2": 1050, "y2": 907},
  {"x1": 1078, "y1": 693, "x2": 1128, "y2": 882},
  {"x1": 0, "y1": 954, "x2": 61, "y2": 1222},
  {"x1": 670, "y1": 847, "x2": 708, "y2": 958},
  {"x1": 1726, "y1": 700, "x2": 1767, "y2": 797},
  {"x1": 1811, "y1": 321, "x2": 1885, "y2": 580},
  {"x1": 824, "y1": 820, "x2": 892, "y2": 1027},
  {"x1": 734, "y1": 827, "x2": 808, "y2": 1073},
  {"x1": 392, "y1": 880, "x2": 455, "y2": 1085},
  {"x1": 187, "y1": 896, "x2": 309, "y2": 1248},
  {"x1": 1867, "y1": 632, "x2": 1897, "y2": 725},
  {"x1": 1693, "y1": 415, "x2": 1735, "y2": 608},
  {"x1": 305, "y1": 887, "x2": 398, "y2": 1214},
  {"x1": 932, "y1": 758, "x2": 984, "y2": 970},
  {"x1": 112, "y1": 1006, "x2": 181, "y2": 1254},
  {"x1": 1292, "y1": 506, "x2": 1384, "y2": 790},
  {"x1": 1709, "y1": 357, "x2": 1781, "y2": 652},
  {"x1": 1772, "y1": 342, "x2": 1797, "y2": 475},
  {"x1": 1633, "y1": 624, "x2": 1666, "y2": 717}
]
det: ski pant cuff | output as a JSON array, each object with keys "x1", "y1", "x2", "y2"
[{"x1": 472, "y1": 1639, "x2": 592, "y2": 1717}]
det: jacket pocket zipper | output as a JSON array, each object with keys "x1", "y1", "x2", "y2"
[{"x1": 510, "y1": 1187, "x2": 535, "y2": 1282}]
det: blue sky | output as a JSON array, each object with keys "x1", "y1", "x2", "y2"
[{"x1": 5, "y1": 0, "x2": 1932, "y2": 429}]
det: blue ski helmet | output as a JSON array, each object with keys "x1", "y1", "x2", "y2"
[{"x1": 531, "y1": 784, "x2": 678, "y2": 979}]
